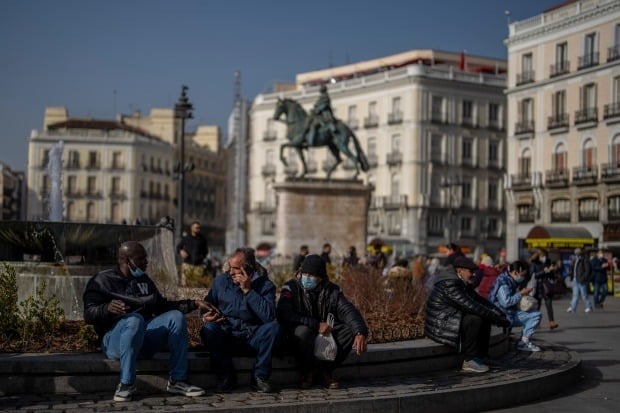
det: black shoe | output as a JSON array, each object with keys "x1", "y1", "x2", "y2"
[
  {"x1": 215, "y1": 374, "x2": 237, "y2": 393},
  {"x1": 251, "y1": 376, "x2": 273, "y2": 393}
]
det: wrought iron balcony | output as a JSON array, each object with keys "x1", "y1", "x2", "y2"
[
  {"x1": 547, "y1": 113, "x2": 569, "y2": 130},
  {"x1": 608, "y1": 45, "x2": 620, "y2": 62},
  {"x1": 261, "y1": 163, "x2": 276, "y2": 176},
  {"x1": 263, "y1": 130, "x2": 277, "y2": 141},
  {"x1": 364, "y1": 115, "x2": 379, "y2": 128},
  {"x1": 518, "y1": 208, "x2": 536, "y2": 223},
  {"x1": 578, "y1": 52, "x2": 599, "y2": 70},
  {"x1": 516, "y1": 71, "x2": 535, "y2": 85},
  {"x1": 604, "y1": 102, "x2": 620, "y2": 120},
  {"x1": 64, "y1": 190, "x2": 82, "y2": 198},
  {"x1": 347, "y1": 118, "x2": 359, "y2": 130},
  {"x1": 579, "y1": 210, "x2": 599, "y2": 221},
  {"x1": 86, "y1": 162, "x2": 100, "y2": 170},
  {"x1": 381, "y1": 195, "x2": 408, "y2": 209},
  {"x1": 545, "y1": 169, "x2": 569, "y2": 187},
  {"x1": 109, "y1": 163, "x2": 125, "y2": 171},
  {"x1": 574, "y1": 107, "x2": 598, "y2": 125},
  {"x1": 510, "y1": 173, "x2": 532, "y2": 188},
  {"x1": 551, "y1": 212, "x2": 571, "y2": 222},
  {"x1": 387, "y1": 111, "x2": 403, "y2": 125},
  {"x1": 386, "y1": 151, "x2": 402, "y2": 166},
  {"x1": 515, "y1": 120, "x2": 535, "y2": 135},
  {"x1": 550, "y1": 61, "x2": 570, "y2": 77},
  {"x1": 65, "y1": 161, "x2": 81, "y2": 170},
  {"x1": 85, "y1": 190, "x2": 102, "y2": 198},
  {"x1": 601, "y1": 163, "x2": 620, "y2": 182},
  {"x1": 572, "y1": 165, "x2": 598, "y2": 185}
]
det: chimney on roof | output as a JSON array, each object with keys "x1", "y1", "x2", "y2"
[{"x1": 44, "y1": 107, "x2": 69, "y2": 129}]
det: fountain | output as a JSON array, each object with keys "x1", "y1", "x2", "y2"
[{"x1": 0, "y1": 143, "x2": 178, "y2": 320}]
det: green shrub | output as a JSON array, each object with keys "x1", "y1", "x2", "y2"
[
  {"x1": 77, "y1": 324, "x2": 98, "y2": 350},
  {"x1": 18, "y1": 280, "x2": 65, "y2": 341},
  {"x1": 0, "y1": 263, "x2": 20, "y2": 336}
]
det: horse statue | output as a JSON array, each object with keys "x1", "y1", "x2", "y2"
[{"x1": 273, "y1": 97, "x2": 369, "y2": 179}]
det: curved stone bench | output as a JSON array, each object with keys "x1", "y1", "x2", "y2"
[{"x1": 0, "y1": 331, "x2": 510, "y2": 396}]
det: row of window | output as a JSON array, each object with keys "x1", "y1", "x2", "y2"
[
  {"x1": 518, "y1": 195, "x2": 620, "y2": 223},
  {"x1": 431, "y1": 97, "x2": 503, "y2": 128},
  {"x1": 427, "y1": 214, "x2": 501, "y2": 237},
  {"x1": 518, "y1": 25, "x2": 620, "y2": 85}
]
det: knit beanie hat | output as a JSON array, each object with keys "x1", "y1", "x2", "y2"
[{"x1": 300, "y1": 254, "x2": 328, "y2": 279}]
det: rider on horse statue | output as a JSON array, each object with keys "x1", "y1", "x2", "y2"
[{"x1": 303, "y1": 85, "x2": 338, "y2": 147}]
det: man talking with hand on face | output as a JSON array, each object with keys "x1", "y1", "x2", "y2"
[{"x1": 200, "y1": 247, "x2": 281, "y2": 393}]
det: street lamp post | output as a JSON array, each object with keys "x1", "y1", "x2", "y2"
[{"x1": 174, "y1": 85, "x2": 193, "y2": 241}]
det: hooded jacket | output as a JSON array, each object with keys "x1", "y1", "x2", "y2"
[
  {"x1": 277, "y1": 278, "x2": 368, "y2": 337},
  {"x1": 204, "y1": 265, "x2": 276, "y2": 339},
  {"x1": 83, "y1": 267, "x2": 197, "y2": 339},
  {"x1": 424, "y1": 266, "x2": 508, "y2": 349}
]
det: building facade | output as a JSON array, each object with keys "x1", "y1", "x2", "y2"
[
  {"x1": 27, "y1": 106, "x2": 227, "y2": 254},
  {"x1": 248, "y1": 49, "x2": 507, "y2": 259},
  {"x1": 0, "y1": 162, "x2": 25, "y2": 220},
  {"x1": 505, "y1": 0, "x2": 620, "y2": 260}
]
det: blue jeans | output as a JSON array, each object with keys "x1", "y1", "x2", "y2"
[
  {"x1": 510, "y1": 310, "x2": 542, "y2": 339},
  {"x1": 593, "y1": 280, "x2": 608, "y2": 305},
  {"x1": 200, "y1": 321, "x2": 281, "y2": 380},
  {"x1": 102, "y1": 310, "x2": 189, "y2": 385},
  {"x1": 569, "y1": 282, "x2": 593, "y2": 311}
]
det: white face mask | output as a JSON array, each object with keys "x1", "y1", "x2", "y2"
[{"x1": 540, "y1": 256, "x2": 546, "y2": 263}]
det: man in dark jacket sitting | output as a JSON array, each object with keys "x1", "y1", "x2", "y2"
[
  {"x1": 277, "y1": 254, "x2": 368, "y2": 389},
  {"x1": 83, "y1": 241, "x2": 209, "y2": 402},
  {"x1": 200, "y1": 247, "x2": 281, "y2": 393},
  {"x1": 425, "y1": 256, "x2": 510, "y2": 373}
]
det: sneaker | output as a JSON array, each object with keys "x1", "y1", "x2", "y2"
[
  {"x1": 113, "y1": 382, "x2": 137, "y2": 402},
  {"x1": 166, "y1": 380, "x2": 205, "y2": 397},
  {"x1": 585, "y1": 307, "x2": 593, "y2": 313},
  {"x1": 320, "y1": 371, "x2": 340, "y2": 389},
  {"x1": 566, "y1": 307, "x2": 574, "y2": 313},
  {"x1": 517, "y1": 340, "x2": 541, "y2": 352},
  {"x1": 461, "y1": 358, "x2": 489, "y2": 373},
  {"x1": 251, "y1": 376, "x2": 273, "y2": 393},
  {"x1": 215, "y1": 374, "x2": 237, "y2": 393}
]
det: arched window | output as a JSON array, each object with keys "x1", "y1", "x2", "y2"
[
  {"x1": 553, "y1": 143, "x2": 567, "y2": 171},
  {"x1": 519, "y1": 148, "x2": 531, "y2": 176},
  {"x1": 551, "y1": 199, "x2": 571, "y2": 222},
  {"x1": 582, "y1": 138, "x2": 596, "y2": 169},
  {"x1": 578, "y1": 197, "x2": 599, "y2": 221}
]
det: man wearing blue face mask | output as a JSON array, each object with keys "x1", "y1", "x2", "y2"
[
  {"x1": 83, "y1": 241, "x2": 212, "y2": 402},
  {"x1": 488, "y1": 260, "x2": 542, "y2": 352},
  {"x1": 277, "y1": 254, "x2": 368, "y2": 389}
]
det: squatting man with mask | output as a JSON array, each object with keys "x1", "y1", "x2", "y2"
[
  {"x1": 83, "y1": 241, "x2": 213, "y2": 402},
  {"x1": 425, "y1": 256, "x2": 510, "y2": 373}
]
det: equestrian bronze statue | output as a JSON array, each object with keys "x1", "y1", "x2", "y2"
[{"x1": 273, "y1": 86, "x2": 369, "y2": 179}]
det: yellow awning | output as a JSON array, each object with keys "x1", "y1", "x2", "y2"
[{"x1": 525, "y1": 237, "x2": 596, "y2": 248}]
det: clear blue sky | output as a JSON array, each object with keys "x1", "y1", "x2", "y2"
[{"x1": 0, "y1": 0, "x2": 560, "y2": 171}]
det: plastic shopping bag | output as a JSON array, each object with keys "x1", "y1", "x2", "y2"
[{"x1": 314, "y1": 313, "x2": 337, "y2": 361}]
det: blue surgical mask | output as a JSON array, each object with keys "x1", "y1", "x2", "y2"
[
  {"x1": 301, "y1": 275, "x2": 319, "y2": 290},
  {"x1": 514, "y1": 276, "x2": 524, "y2": 283},
  {"x1": 129, "y1": 258, "x2": 145, "y2": 278}
]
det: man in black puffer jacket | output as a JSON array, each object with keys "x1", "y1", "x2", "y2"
[
  {"x1": 425, "y1": 256, "x2": 509, "y2": 373},
  {"x1": 277, "y1": 254, "x2": 368, "y2": 389}
]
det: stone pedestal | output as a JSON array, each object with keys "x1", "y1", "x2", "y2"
[{"x1": 274, "y1": 179, "x2": 371, "y2": 257}]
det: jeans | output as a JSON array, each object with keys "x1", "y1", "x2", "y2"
[
  {"x1": 593, "y1": 280, "x2": 608, "y2": 305},
  {"x1": 569, "y1": 282, "x2": 593, "y2": 311},
  {"x1": 200, "y1": 321, "x2": 281, "y2": 380},
  {"x1": 510, "y1": 310, "x2": 541, "y2": 339},
  {"x1": 102, "y1": 310, "x2": 189, "y2": 385}
]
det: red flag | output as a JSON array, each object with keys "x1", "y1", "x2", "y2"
[{"x1": 459, "y1": 51, "x2": 466, "y2": 71}]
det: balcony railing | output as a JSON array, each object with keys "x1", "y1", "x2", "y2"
[
  {"x1": 382, "y1": 195, "x2": 408, "y2": 209},
  {"x1": 578, "y1": 52, "x2": 599, "y2": 70},
  {"x1": 574, "y1": 107, "x2": 598, "y2": 125},
  {"x1": 572, "y1": 165, "x2": 598, "y2": 184},
  {"x1": 387, "y1": 111, "x2": 403, "y2": 125},
  {"x1": 601, "y1": 163, "x2": 620, "y2": 182},
  {"x1": 64, "y1": 190, "x2": 82, "y2": 198},
  {"x1": 85, "y1": 190, "x2": 102, "y2": 198},
  {"x1": 430, "y1": 111, "x2": 444, "y2": 124},
  {"x1": 579, "y1": 210, "x2": 599, "y2": 221},
  {"x1": 511, "y1": 173, "x2": 532, "y2": 188},
  {"x1": 86, "y1": 162, "x2": 100, "y2": 170},
  {"x1": 551, "y1": 212, "x2": 571, "y2": 222},
  {"x1": 461, "y1": 117, "x2": 474, "y2": 127},
  {"x1": 386, "y1": 151, "x2": 402, "y2": 166},
  {"x1": 518, "y1": 210, "x2": 536, "y2": 223},
  {"x1": 516, "y1": 71, "x2": 535, "y2": 85},
  {"x1": 550, "y1": 61, "x2": 570, "y2": 77},
  {"x1": 545, "y1": 169, "x2": 569, "y2": 187},
  {"x1": 263, "y1": 130, "x2": 277, "y2": 141},
  {"x1": 109, "y1": 163, "x2": 125, "y2": 171},
  {"x1": 547, "y1": 113, "x2": 569, "y2": 130},
  {"x1": 347, "y1": 118, "x2": 359, "y2": 129},
  {"x1": 364, "y1": 115, "x2": 379, "y2": 128},
  {"x1": 515, "y1": 120, "x2": 535, "y2": 134},
  {"x1": 608, "y1": 45, "x2": 620, "y2": 62},
  {"x1": 65, "y1": 161, "x2": 81, "y2": 170},
  {"x1": 367, "y1": 153, "x2": 378, "y2": 168},
  {"x1": 604, "y1": 102, "x2": 620, "y2": 120},
  {"x1": 109, "y1": 190, "x2": 127, "y2": 199},
  {"x1": 487, "y1": 119, "x2": 503, "y2": 131},
  {"x1": 261, "y1": 163, "x2": 276, "y2": 176}
]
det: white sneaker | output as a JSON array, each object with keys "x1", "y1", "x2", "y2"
[
  {"x1": 517, "y1": 340, "x2": 541, "y2": 352},
  {"x1": 461, "y1": 358, "x2": 490, "y2": 373},
  {"x1": 113, "y1": 382, "x2": 137, "y2": 402},
  {"x1": 566, "y1": 307, "x2": 573, "y2": 313},
  {"x1": 585, "y1": 307, "x2": 592, "y2": 313}
]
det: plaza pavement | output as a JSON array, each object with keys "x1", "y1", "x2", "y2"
[{"x1": 3, "y1": 295, "x2": 618, "y2": 412}]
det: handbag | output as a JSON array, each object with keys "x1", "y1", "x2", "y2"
[
  {"x1": 519, "y1": 295, "x2": 537, "y2": 311},
  {"x1": 314, "y1": 313, "x2": 337, "y2": 361},
  {"x1": 543, "y1": 277, "x2": 567, "y2": 297}
]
